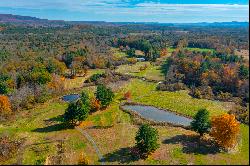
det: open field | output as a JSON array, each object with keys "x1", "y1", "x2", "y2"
[
  {"x1": 122, "y1": 79, "x2": 229, "y2": 117},
  {"x1": 115, "y1": 62, "x2": 164, "y2": 81},
  {"x1": 64, "y1": 69, "x2": 105, "y2": 90},
  {"x1": 183, "y1": 47, "x2": 215, "y2": 53},
  {"x1": 1, "y1": 77, "x2": 248, "y2": 165}
]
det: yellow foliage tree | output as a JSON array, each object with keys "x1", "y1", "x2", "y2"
[
  {"x1": 210, "y1": 113, "x2": 240, "y2": 150},
  {"x1": 0, "y1": 95, "x2": 12, "y2": 115},
  {"x1": 78, "y1": 152, "x2": 90, "y2": 165}
]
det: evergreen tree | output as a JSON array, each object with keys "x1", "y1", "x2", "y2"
[
  {"x1": 135, "y1": 124, "x2": 159, "y2": 156},
  {"x1": 191, "y1": 109, "x2": 211, "y2": 136},
  {"x1": 95, "y1": 84, "x2": 114, "y2": 108}
]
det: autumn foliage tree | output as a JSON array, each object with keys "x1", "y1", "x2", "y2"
[
  {"x1": 123, "y1": 91, "x2": 132, "y2": 100},
  {"x1": 210, "y1": 113, "x2": 240, "y2": 150},
  {"x1": 0, "y1": 95, "x2": 12, "y2": 116},
  {"x1": 90, "y1": 98, "x2": 101, "y2": 112}
]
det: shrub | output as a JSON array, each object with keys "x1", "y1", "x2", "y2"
[
  {"x1": 78, "y1": 152, "x2": 90, "y2": 165},
  {"x1": 9, "y1": 85, "x2": 34, "y2": 111},
  {"x1": 64, "y1": 100, "x2": 89, "y2": 126},
  {"x1": 190, "y1": 86, "x2": 214, "y2": 100},
  {"x1": 191, "y1": 109, "x2": 211, "y2": 136},
  {"x1": 123, "y1": 91, "x2": 132, "y2": 100},
  {"x1": 90, "y1": 98, "x2": 101, "y2": 112},
  {"x1": 135, "y1": 124, "x2": 159, "y2": 156},
  {"x1": 156, "y1": 82, "x2": 186, "y2": 91},
  {"x1": 228, "y1": 105, "x2": 249, "y2": 124},
  {"x1": 85, "y1": 73, "x2": 105, "y2": 83},
  {"x1": 0, "y1": 95, "x2": 12, "y2": 116},
  {"x1": 216, "y1": 91, "x2": 233, "y2": 102},
  {"x1": 80, "y1": 91, "x2": 90, "y2": 108},
  {"x1": 95, "y1": 84, "x2": 114, "y2": 108},
  {"x1": 0, "y1": 82, "x2": 9, "y2": 95},
  {"x1": 47, "y1": 74, "x2": 65, "y2": 95},
  {"x1": 210, "y1": 114, "x2": 240, "y2": 150}
]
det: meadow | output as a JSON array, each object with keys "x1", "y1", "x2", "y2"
[{"x1": 1, "y1": 76, "x2": 248, "y2": 165}]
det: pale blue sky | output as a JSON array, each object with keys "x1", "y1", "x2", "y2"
[{"x1": 0, "y1": 0, "x2": 248, "y2": 23}]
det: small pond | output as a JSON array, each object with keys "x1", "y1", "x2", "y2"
[
  {"x1": 62, "y1": 94, "x2": 80, "y2": 102},
  {"x1": 121, "y1": 104, "x2": 192, "y2": 127}
]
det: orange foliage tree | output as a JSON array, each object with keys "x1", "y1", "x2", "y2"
[
  {"x1": 0, "y1": 95, "x2": 12, "y2": 115},
  {"x1": 90, "y1": 98, "x2": 101, "y2": 112},
  {"x1": 210, "y1": 113, "x2": 240, "y2": 150},
  {"x1": 124, "y1": 91, "x2": 132, "y2": 100}
]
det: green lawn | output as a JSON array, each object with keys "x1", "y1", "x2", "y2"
[
  {"x1": 115, "y1": 62, "x2": 164, "y2": 81},
  {"x1": 122, "y1": 79, "x2": 228, "y2": 117}
]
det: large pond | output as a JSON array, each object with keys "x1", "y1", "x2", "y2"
[
  {"x1": 121, "y1": 104, "x2": 192, "y2": 127},
  {"x1": 62, "y1": 94, "x2": 80, "y2": 102}
]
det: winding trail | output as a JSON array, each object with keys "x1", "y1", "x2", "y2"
[{"x1": 75, "y1": 127, "x2": 105, "y2": 165}]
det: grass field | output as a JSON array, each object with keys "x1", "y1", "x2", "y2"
[
  {"x1": 122, "y1": 79, "x2": 228, "y2": 117},
  {"x1": 111, "y1": 48, "x2": 128, "y2": 58},
  {"x1": 115, "y1": 62, "x2": 164, "y2": 81},
  {"x1": 0, "y1": 77, "x2": 248, "y2": 165},
  {"x1": 64, "y1": 69, "x2": 104, "y2": 90}
]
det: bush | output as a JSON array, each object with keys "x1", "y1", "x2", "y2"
[
  {"x1": 85, "y1": 73, "x2": 105, "y2": 83},
  {"x1": 0, "y1": 95, "x2": 12, "y2": 116},
  {"x1": 210, "y1": 114, "x2": 240, "y2": 150},
  {"x1": 135, "y1": 124, "x2": 159, "y2": 156},
  {"x1": 228, "y1": 105, "x2": 249, "y2": 124},
  {"x1": 90, "y1": 98, "x2": 101, "y2": 112},
  {"x1": 0, "y1": 82, "x2": 9, "y2": 95},
  {"x1": 156, "y1": 82, "x2": 186, "y2": 91},
  {"x1": 95, "y1": 84, "x2": 114, "y2": 108},
  {"x1": 191, "y1": 109, "x2": 211, "y2": 136},
  {"x1": 123, "y1": 91, "x2": 132, "y2": 100},
  {"x1": 216, "y1": 91, "x2": 233, "y2": 102},
  {"x1": 80, "y1": 91, "x2": 90, "y2": 108},
  {"x1": 78, "y1": 152, "x2": 90, "y2": 165},
  {"x1": 190, "y1": 86, "x2": 214, "y2": 100},
  {"x1": 64, "y1": 100, "x2": 89, "y2": 126}
]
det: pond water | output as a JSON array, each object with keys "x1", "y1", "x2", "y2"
[
  {"x1": 62, "y1": 94, "x2": 80, "y2": 102},
  {"x1": 121, "y1": 104, "x2": 192, "y2": 127}
]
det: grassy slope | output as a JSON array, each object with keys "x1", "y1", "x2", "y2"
[{"x1": 0, "y1": 77, "x2": 248, "y2": 165}]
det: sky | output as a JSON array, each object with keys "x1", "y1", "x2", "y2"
[{"x1": 0, "y1": 0, "x2": 249, "y2": 23}]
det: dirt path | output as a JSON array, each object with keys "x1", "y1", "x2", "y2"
[{"x1": 75, "y1": 127, "x2": 105, "y2": 165}]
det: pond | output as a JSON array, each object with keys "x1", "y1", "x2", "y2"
[
  {"x1": 62, "y1": 94, "x2": 80, "y2": 102},
  {"x1": 121, "y1": 104, "x2": 192, "y2": 127}
]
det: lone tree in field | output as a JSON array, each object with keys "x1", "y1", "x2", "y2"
[
  {"x1": 191, "y1": 109, "x2": 211, "y2": 136},
  {"x1": 64, "y1": 100, "x2": 89, "y2": 126},
  {"x1": 95, "y1": 84, "x2": 114, "y2": 108},
  {"x1": 135, "y1": 124, "x2": 159, "y2": 156},
  {"x1": 210, "y1": 113, "x2": 240, "y2": 150}
]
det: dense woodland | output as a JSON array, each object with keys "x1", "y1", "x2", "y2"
[{"x1": 0, "y1": 22, "x2": 249, "y2": 122}]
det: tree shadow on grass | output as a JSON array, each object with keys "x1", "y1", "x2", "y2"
[
  {"x1": 162, "y1": 134, "x2": 220, "y2": 155},
  {"x1": 32, "y1": 123, "x2": 74, "y2": 133},
  {"x1": 99, "y1": 147, "x2": 141, "y2": 164},
  {"x1": 44, "y1": 115, "x2": 64, "y2": 123}
]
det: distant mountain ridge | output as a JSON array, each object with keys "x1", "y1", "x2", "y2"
[{"x1": 0, "y1": 14, "x2": 248, "y2": 27}]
